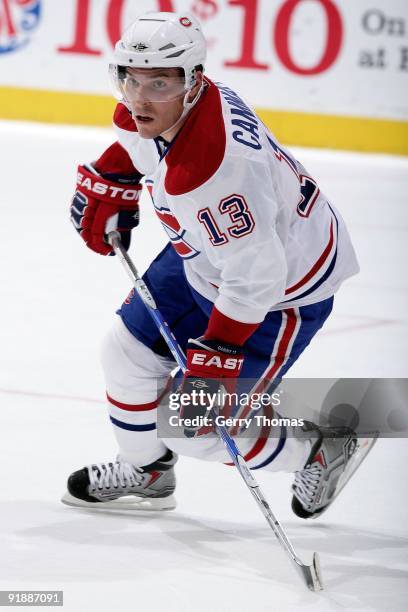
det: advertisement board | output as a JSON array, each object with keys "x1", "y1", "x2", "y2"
[{"x1": 0, "y1": 0, "x2": 407, "y2": 153}]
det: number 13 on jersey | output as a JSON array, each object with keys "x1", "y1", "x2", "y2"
[{"x1": 198, "y1": 194, "x2": 255, "y2": 246}]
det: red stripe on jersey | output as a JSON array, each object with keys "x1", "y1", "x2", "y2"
[
  {"x1": 106, "y1": 376, "x2": 173, "y2": 412},
  {"x1": 225, "y1": 403, "x2": 273, "y2": 466},
  {"x1": 107, "y1": 394, "x2": 159, "y2": 411},
  {"x1": 156, "y1": 210, "x2": 181, "y2": 232},
  {"x1": 235, "y1": 308, "x2": 299, "y2": 426},
  {"x1": 165, "y1": 78, "x2": 226, "y2": 196},
  {"x1": 172, "y1": 241, "x2": 193, "y2": 256},
  {"x1": 107, "y1": 378, "x2": 172, "y2": 412},
  {"x1": 285, "y1": 220, "x2": 334, "y2": 296},
  {"x1": 261, "y1": 309, "x2": 298, "y2": 383}
]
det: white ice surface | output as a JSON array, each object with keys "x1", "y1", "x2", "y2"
[{"x1": 0, "y1": 121, "x2": 407, "y2": 611}]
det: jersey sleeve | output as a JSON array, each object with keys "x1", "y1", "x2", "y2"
[{"x1": 190, "y1": 155, "x2": 288, "y2": 343}]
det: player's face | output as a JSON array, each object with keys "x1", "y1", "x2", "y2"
[{"x1": 123, "y1": 68, "x2": 188, "y2": 139}]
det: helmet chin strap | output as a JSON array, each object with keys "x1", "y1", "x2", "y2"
[{"x1": 160, "y1": 79, "x2": 205, "y2": 141}]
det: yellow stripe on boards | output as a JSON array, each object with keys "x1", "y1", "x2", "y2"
[
  {"x1": 0, "y1": 87, "x2": 116, "y2": 126},
  {"x1": 0, "y1": 86, "x2": 407, "y2": 155},
  {"x1": 257, "y1": 108, "x2": 408, "y2": 156}
]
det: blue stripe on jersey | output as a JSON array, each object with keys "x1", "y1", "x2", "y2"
[
  {"x1": 282, "y1": 249, "x2": 338, "y2": 303},
  {"x1": 281, "y1": 208, "x2": 339, "y2": 304},
  {"x1": 110, "y1": 416, "x2": 156, "y2": 432},
  {"x1": 251, "y1": 426, "x2": 287, "y2": 470}
]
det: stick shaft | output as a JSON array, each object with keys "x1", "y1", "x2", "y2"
[{"x1": 107, "y1": 231, "x2": 323, "y2": 591}]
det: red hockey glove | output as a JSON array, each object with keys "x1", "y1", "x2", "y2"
[
  {"x1": 70, "y1": 163, "x2": 142, "y2": 255},
  {"x1": 179, "y1": 337, "x2": 244, "y2": 438}
]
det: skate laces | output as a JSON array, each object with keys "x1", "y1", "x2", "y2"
[
  {"x1": 88, "y1": 461, "x2": 144, "y2": 491},
  {"x1": 292, "y1": 464, "x2": 323, "y2": 510}
]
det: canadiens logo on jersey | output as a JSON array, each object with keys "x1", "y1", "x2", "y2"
[
  {"x1": 145, "y1": 180, "x2": 200, "y2": 260},
  {"x1": 0, "y1": 0, "x2": 41, "y2": 54}
]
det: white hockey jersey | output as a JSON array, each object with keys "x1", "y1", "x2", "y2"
[{"x1": 113, "y1": 77, "x2": 359, "y2": 327}]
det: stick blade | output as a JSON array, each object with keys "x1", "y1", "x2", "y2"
[{"x1": 296, "y1": 552, "x2": 324, "y2": 592}]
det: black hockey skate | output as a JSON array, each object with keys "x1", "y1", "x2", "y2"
[
  {"x1": 291, "y1": 423, "x2": 377, "y2": 519},
  {"x1": 61, "y1": 450, "x2": 177, "y2": 511}
]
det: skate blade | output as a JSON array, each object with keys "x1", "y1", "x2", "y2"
[
  {"x1": 313, "y1": 432, "x2": 378, "y2": 519},
  {"x1": 61, "y1": 492, "x2": 176, "y2": 512}
]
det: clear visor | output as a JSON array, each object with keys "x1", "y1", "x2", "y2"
[{"x1": 109, "y1": 65, "x2": 188, "y2": 104}]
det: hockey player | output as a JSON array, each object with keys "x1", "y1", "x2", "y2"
[{"x1": 63, "y1": 11, "x2": 368, "y2": 519}]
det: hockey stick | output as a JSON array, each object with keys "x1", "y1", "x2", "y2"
[{"x1": 107, "y1": 230, "x2": 323, "y2": 592}]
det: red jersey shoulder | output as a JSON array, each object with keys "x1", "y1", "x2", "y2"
[
  {"x1": 165, "y1": 79, "x2": 227, "y2": 196},
  {"x1": 113, "y1": 103, "x2": 138, "y2": 133}
]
